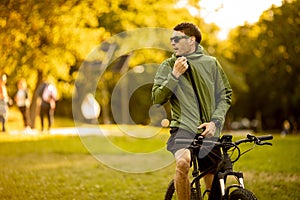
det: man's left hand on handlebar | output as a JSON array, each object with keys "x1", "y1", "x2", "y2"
[{"x1": 198, "y1": 122, "x2": 216, "y2": 138}]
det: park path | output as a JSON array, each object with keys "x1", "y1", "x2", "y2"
[
  {"x1": 8, "y1": 126, "x2": 123, "y2": 137},
  {"x1": 7, "y1": 124, "x2": 167, "y2": 137}
]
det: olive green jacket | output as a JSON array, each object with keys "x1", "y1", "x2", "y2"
[{"x1": 152, "y1": 45, "x2": 232, "y2": 136}]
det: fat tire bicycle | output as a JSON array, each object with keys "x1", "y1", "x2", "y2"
[{"x1": 164, "y1": 134, "x2": 273, "y2": 200}]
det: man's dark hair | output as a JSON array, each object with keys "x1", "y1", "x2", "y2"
[{"x1": 173, "y1": 22, "x2": 202, "y2": 43}]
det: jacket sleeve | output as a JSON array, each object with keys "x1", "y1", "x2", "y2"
[
  {"x1": 152, "y1": 61, "x2": 179, "y2": 105},
  {"x1": 211, "y1": 60, "x2": 232, "y2": 128}
]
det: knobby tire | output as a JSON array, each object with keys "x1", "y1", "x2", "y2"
[
  {"x1": 229, "y1": 188, "x2": 257, "y2": 200},
  {"x1": 164, "y1": 179, "x2": 176, "y2": 200}
]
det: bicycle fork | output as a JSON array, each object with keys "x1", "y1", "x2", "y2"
[
  {"x1": 218, "y1": 171, "x2": 245, "y2": 196},
  {"x1": 218, "y1": 141, "x2": 245, "y2": 197}
]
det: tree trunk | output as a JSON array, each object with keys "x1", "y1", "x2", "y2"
[{"x1": 30, "y1": 70, "x2": 43, "y2": 129}]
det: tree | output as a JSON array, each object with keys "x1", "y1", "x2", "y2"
[
  {"x1": 226, "y1": 0, "x2": 300, "y2": 129},
  {"x1": 0, "y1": 0, "x2": 109, "y2": 126}
]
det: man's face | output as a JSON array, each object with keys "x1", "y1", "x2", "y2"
[{"x1": 170, "y1": 31, "x2": 194, "y2": 56}]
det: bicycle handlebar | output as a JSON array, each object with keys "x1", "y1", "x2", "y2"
[
  {"x1": 175, "y1": 134, "x2": 273, "y2": 146},
  {"x1": 175, "y1": 138, "x2": 196, "y2": 144},
  {"x1": 257, "y1": 135, "x2": 273, "y2": 141},
  {"x1": 235, "y1": 134, "x2": 273, "y2": 145},
  {"x1": 175, "y1": 134, "x2": 273, "y2": 165}
]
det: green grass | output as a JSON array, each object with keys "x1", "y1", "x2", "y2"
[
  {"x1": 0, "y1": 134, "x2": 174, "y2": 200},
  {"x1": 0, "y1": 121, "x2": 300, "y2": 199},
  {"x1": 233, "y1": 135, "x2": 300, "y2": 199}
]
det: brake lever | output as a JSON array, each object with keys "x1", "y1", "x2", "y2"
[
  {"x1": 262, "y1": 142, "x2": 272, "y2": 146},
  {"x1": 256, "y1": 141, "x2": 272, "y2": 146}
]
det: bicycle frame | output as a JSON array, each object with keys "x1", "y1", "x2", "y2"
[{"x1": 180, "y1": 134, "x2": 272, "y2": 200}]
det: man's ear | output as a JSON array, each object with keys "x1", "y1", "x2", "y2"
[{"x1": 189, "y1": 36, "x2": 196, "y2": 44}]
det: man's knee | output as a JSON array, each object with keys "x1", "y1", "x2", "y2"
[
  {"x1": 176, "y1": 158, "x2": 190, "y2": 176},
  {"x1": 174, "y1": 149, "x2": 191, "y2": 174}
]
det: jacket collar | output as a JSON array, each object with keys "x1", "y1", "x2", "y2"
[{"x1": 172, "y1": 45, "x2": 204, "y2": 60}]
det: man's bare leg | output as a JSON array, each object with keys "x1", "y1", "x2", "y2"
[{"x1": 174, "y1": 149, "x2": 191, "y2": 200}]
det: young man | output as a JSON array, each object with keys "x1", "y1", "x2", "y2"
[{"x1": 152, "y1": 22, "x2": 232, "y2": 199}]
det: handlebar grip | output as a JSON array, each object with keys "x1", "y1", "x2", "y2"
[
  {"x1": 257, "y1": 135, "x2": 273, "y2": 141},
  {"x1": 175, "y1": 139, "x2": 194, "y2": 144}
]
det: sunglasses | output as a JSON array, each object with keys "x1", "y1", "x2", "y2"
[{"x1": 170, "y1": 35, "x2": 189, "y2": 43}]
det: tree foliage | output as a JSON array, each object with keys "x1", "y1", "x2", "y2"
[
  {"x1": 0, "y1": 0, "x2": 108, "y2": 93},
  {"x1": 226, "y1": 0, "x2": 300, "y2": 129}
]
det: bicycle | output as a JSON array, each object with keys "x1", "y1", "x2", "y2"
[{"x1": 164, "y1": 133, "x2": 273, "y2": 200}]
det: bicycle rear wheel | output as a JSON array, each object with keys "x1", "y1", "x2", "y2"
[
  {"x1": 164, "y1": 179, "x2": 177, "y2": 200},
  {"x1": 229, "y1": 188, "x2": 257, "y2": 200}
]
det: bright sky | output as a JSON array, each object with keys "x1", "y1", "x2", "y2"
[{"x1": 177, "y1": 0, "x2": 283, "y2": 39}]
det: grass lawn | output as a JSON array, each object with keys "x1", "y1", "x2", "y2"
[{"x1": 0, "y1": 111, "x2": 299, "y2": 199}]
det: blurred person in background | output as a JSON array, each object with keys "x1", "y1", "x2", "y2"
[
  {"x1": 15, "y1": 78, "x2": 31, "y2": 131},
  {"x1": 0, "y1": 74, "x2": 11, "y2": 132},
  {"x1": 37, "y1": 80, "x2": 57, "y2": 131}
]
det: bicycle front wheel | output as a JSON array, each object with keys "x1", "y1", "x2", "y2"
[
  {"x1": 229, "y1": 188, "x2": 257, "y2": 200},
  {"x1": 164, "y1": 179, "x2": 177, "y2": 200}
]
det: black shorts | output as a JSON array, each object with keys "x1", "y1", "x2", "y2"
[{"x1": 167, "y1": 127, "x2": 222, "y2": 173}]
